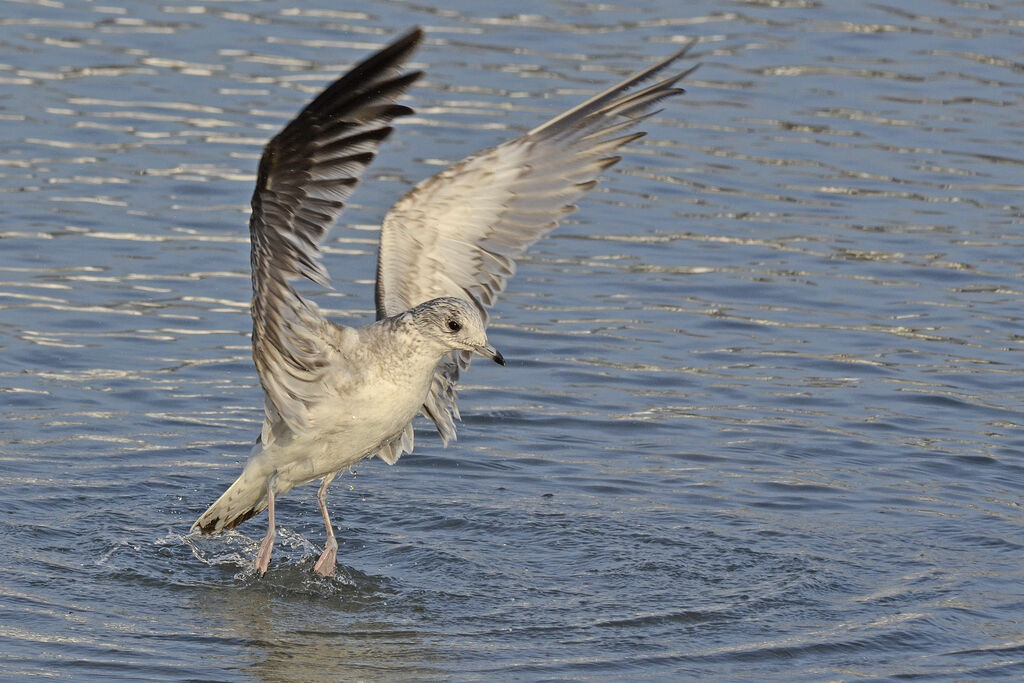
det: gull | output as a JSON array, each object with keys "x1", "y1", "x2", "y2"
[{"x1": 192, "y1": 27, "x2": 697, "y2": 577}]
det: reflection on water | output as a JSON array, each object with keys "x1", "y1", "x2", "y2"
[{"x1": 1, "y1": 0, "x2": 1022, "y2": 679}]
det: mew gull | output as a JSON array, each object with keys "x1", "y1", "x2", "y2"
[{"x1": 192, "y1": 28, "x2": 697, "y2": 576}]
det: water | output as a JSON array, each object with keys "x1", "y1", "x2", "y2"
[{"x1": 2, "y1": 0, "x2": 1022, "y2": 679}]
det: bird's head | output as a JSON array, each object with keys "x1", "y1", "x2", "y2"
[{"x1": 408, "y1": 297, "x2": 505, "y2": 365}]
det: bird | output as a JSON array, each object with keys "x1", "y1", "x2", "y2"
[{"x1": 191, "y1": 27, "x2": 698, "y2": 577}]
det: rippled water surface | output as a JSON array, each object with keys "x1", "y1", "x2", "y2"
[{"x1": 2, "y1": 0, "x2": 1023, "y2": 679}]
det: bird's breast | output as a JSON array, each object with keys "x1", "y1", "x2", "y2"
[
  {"x1": 313, "y1": 346, "x2": 436, "y2": 445},
  {"x1": 266, "y1": 326, "x2": 442, "y2": 488}
]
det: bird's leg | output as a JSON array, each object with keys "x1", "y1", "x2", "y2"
[
  {"x1": 312, "y1": 473, "x2": 338, "y2": 577},
  {"x1": 255, "y1": 471, "x2": 278, "y2": 576}
]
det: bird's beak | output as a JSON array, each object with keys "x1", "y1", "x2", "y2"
[{"x1": 475, "y1": 343, "x2": 505, "y2": 366}]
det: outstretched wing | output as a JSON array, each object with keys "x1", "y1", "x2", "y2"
[
  {"x1": 250, "y1": 28, "x2": 423, "y2": 434},
  {"x1": 375, "y1": 40, "x2": 699, "y2": 443}
]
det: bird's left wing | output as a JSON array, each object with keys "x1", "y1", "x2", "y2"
[
  {"x1": 375, "y1": 40, "x2": 698, "y2": 443},
  {"x1": 249, "y1": 28, "x2": 423, "y2": 434}
]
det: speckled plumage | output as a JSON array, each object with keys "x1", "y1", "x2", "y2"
[{"x1": 191, "y1": 27, "x2": 697, "y2": 576}]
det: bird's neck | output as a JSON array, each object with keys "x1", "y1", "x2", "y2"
[{"x1": 374, "y1": 313, "x2": 452, "y2": 375}]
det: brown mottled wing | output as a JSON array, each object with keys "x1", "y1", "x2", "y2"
[
  {"x1": 249, "y1": 28, "x2": 423, "y2": 433},
  {"x1": 375, "y1": 40, "x2": 699, "y2": 443}
]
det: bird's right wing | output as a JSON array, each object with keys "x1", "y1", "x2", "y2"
[
  {"x1": 374, "y1": 40, "x2": 699, "y2": 443},
  {"x1": 249, "y1": 29, "x2": 423, "y2": 435}
]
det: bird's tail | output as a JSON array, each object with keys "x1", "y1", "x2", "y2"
[{"x1": 192, "y1": 460, "x2": 272, "y2": 534}]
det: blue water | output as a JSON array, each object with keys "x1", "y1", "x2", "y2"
[{"x1": 1, "y1": 0, "x2": 1022, "y2": 679}]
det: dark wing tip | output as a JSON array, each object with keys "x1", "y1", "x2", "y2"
[
  {"x1": 678, "y1": 62, "x2": 701, "y2": 79},
  {"x1": 362, "y1": 27, "x2": 424, "y2": 71},
  {"x1": 393, "y1": 26, "x2": 425, "y2": 51},
  {"x1": 671, "y1": 37, "x2": 700, "y2": 59},
  {"x1": 528, "y1": 39, "x2": 698, "y2": 139},
  {"x1": 294, "y1": 42, "x2": 424, "y2": 128}
]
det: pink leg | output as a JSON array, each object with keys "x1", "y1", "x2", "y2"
[
  {"x1": 312, "y1": 473, "x2": 338, "y2": 577},
  {"x1": 255, "y1": 472, "x2": 278, "y2": 576}
]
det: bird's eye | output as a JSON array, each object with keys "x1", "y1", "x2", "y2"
[{"x1": 447, "y1": 319, "x2": 462, "y2": 332}]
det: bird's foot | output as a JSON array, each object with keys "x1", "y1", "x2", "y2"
[
  {"x1": 255, "y1": 529, "x2": 275, "y2": 575},
  {"x1": 313, "y1": 537, "x2": 338, "y2": 578}
]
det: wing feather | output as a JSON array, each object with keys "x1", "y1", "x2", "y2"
[
  {"x1": 249, "y1": 28, "x2": 423, "y2": 434},
  {"x1": 375, "y1": 39, "x2": 699, "y2": 443}
]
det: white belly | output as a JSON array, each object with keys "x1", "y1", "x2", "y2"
[{"x1": 257, "y1": 358, "x2": 433, "y2": 494}]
